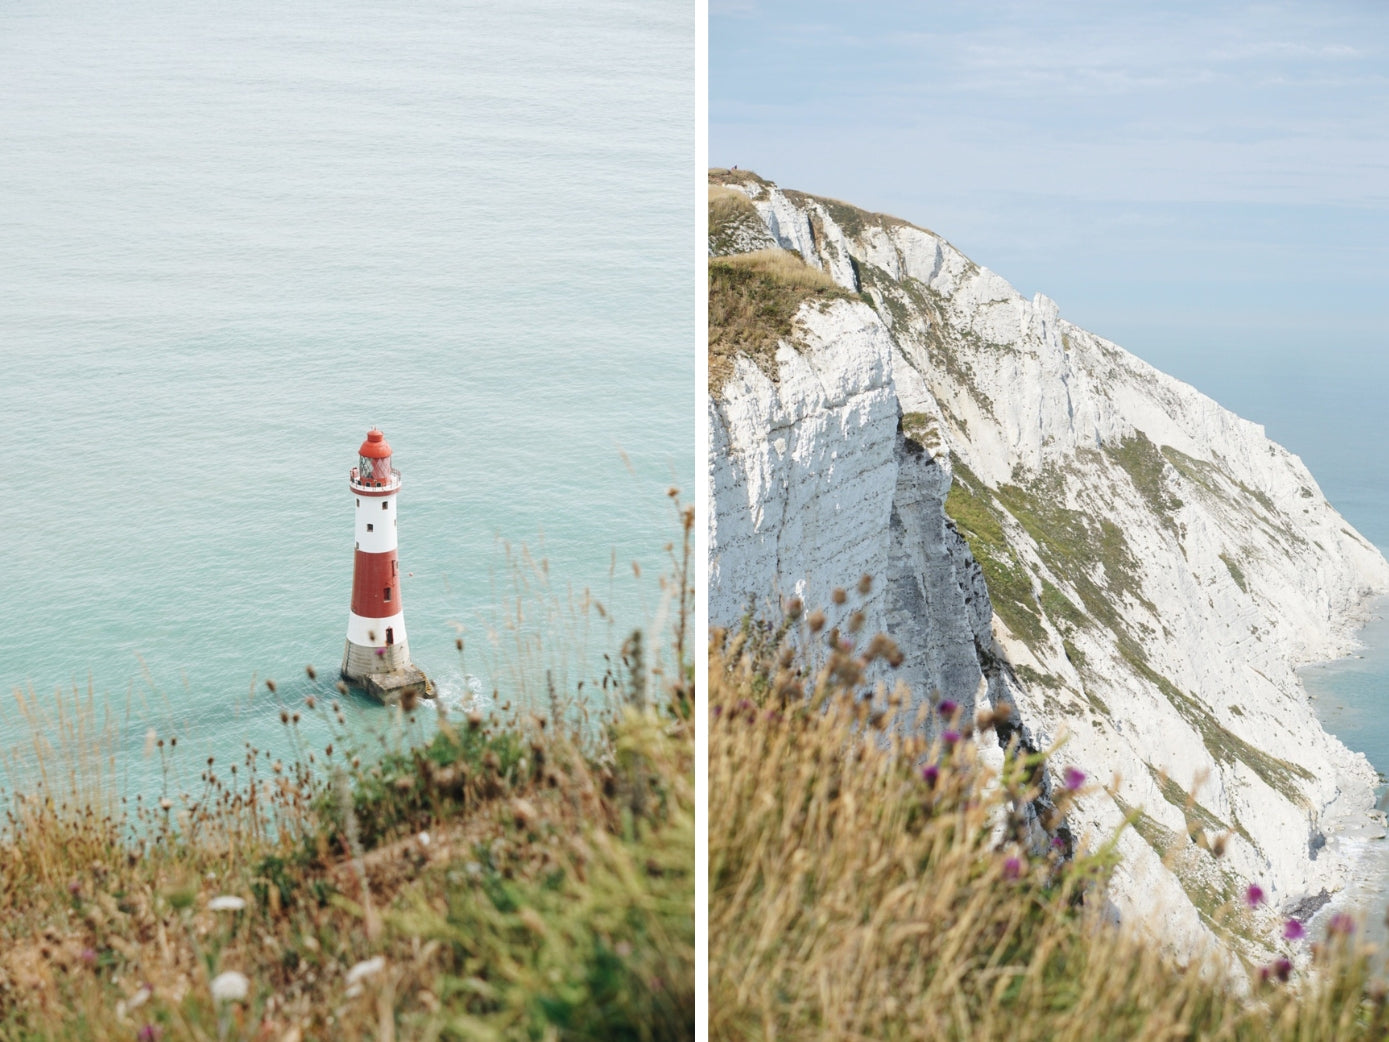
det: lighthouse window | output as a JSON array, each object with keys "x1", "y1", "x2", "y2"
[
  {"x1": 382, "y1": 501, "x2": 388, "y2": 510},
  {"x1": 384, "y1": 586, "x2": 392, "y2": 602},
  {"x1": 356, "y1": 499, "x2": 360, "y2": 507},
  {"x1": 366, "y1": 523, "x2": 374, "y2": 532}
]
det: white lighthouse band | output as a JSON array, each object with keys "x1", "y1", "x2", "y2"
[{"x1": 353, "y1": 491, "x2": 399, "y2": 555}]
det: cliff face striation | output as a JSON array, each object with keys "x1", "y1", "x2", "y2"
[{"x1": 707, "y1": 169, "x2": 1389, "y2": 958}]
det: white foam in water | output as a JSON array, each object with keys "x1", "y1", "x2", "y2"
[{"x1": 433, "y1": 670, "x2": 489, "y2": 717}]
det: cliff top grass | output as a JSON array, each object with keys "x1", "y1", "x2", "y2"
[
  {"x1": 708, "y1": 247, "x2": 853, "y2": 391},
  {"x1": 707, "y1": 167, "x2": 772, "y2": 191},
  {"x1": 707, "y1": 185, "x2": 769, "y2": 257},
  {"x1": 0, "y1": 506, "x2": 696, "y2": 1041},
  {"x1": 711, "y1": 614, "x2": 1389, "y2": 1042}
]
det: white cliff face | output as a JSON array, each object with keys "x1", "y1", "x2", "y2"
[{"x1": 708, "y1": 171, "x2": 1389, "y2": 960}]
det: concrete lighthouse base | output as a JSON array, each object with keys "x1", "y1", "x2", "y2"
[{"x1": 340, "y1": 641, "x2": 436, "y2": 706}]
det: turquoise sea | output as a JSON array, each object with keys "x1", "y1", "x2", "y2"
[{"x1": 0, "y1": 1, "x2": 693, "y2": 798}]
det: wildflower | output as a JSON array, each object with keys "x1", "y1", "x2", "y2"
[
  {"x1": 346, "y1": 956, "x2": 386, "y2": 987},
  {"x1": 937, "y1": 699, "x2": 958, "y2": 719},
  {"x1": 137, "y1": 1025, "x2": 162, "y2": 1042},
  {"x1": 418, "y1": 831, "x2": 431, "y2": 847},
  {"x1": 1003, "y1": 856, "x2": 1023, "y2": 880},
  {"x1": 208, "y1": 895, "x2": 246, "y2": 912},
  {"x1": 1273, "y1": 957, "x2": 1293, "y2": 981},
  {"x1": 80, "y1": 948, "x2": 96, "y2": 966},
  {"x1": 942, "y1": 731, "x2": 960, "y2": 747},
  {"x1": 921, "y1": 764, "x2": 939, "y2": 787},
  {"x1": 1328, "y1": 912, "x2": 1356, "y2": 936},
  {"x1": 1284, "y1": 919, "x2": 1306, "y2": 941},
  {"x1": 1245, "y1": 883, "x2": 1265, "y2": 908},
  {"x1": 1062, "y1": 766, "x2": 1086, "y2": 791},
  {"x1": 1051, "y1": 836, "x2": 1067, "y2": 851},
  {"x1": 210, "y1": 970, "x2": 249, "y2": 1002}
]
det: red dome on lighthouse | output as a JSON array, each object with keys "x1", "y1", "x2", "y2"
[
  {"x1": 352, "y1": 428, "x2": 399, "y2": 490},
  {"x1": 358, "y1": 428, "x2": 392, "y2": 459}
]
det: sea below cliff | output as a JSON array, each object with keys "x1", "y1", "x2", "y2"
[
  {"x1": 1137, "y1": 333, "x2": 1389, "y2": 946},
  {"x1": 1304, "y1": 599, "x2": 1389, "y2": 950}
]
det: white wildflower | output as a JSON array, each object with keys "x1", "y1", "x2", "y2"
[
  {"x1": 208, "y1": 895, "x2": 246, "y2": 912},
  {"x1": 119, "y1": 983, "x2": 152, "y2": 1016},
  {"x1": 210, "y1": 970, "x2": 249, "y2": 1002},
  {"x1": 418, "y1": 831, "x2": 431, "y2": 847},
  {"x1": 346, "y1": 956, "x2": 386, "y2": 986}
]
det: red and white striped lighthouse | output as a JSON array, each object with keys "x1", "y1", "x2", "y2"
[{"x1": 341, "y1": 428, "x2": 432, "y2": 702}]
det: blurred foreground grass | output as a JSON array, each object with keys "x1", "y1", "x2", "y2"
[
  {"x1": 0, "y1": 501, "x2": 694, "y2": 1041},
  {"x1": 710, "y1": 602, "x2": 1389, "y2": 1042}
]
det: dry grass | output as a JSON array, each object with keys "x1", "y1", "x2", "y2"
[
  {"x1": 0, "y1": 504, "x2": 696, "y2": 1041},
  {"x1": 707, "y1": 187, "x2": 766, "y2": 258},
  {"x1": 710, "y1": 612, "x2": 1389, "y2": 1041},
  {"x1": 708, "y1": 249, "x2": 851, "y2": 391}
]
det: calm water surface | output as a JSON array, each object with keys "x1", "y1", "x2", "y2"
[{"x1": 0, "y1": 1, "x2": 693, "y2": 797}]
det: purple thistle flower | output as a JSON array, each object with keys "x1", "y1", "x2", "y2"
[
  {"x1": 1275, "y1": 957, "x2": 1293, "y2": 982},
  {"x1": 1003, "y1": 856, "x2": 1023, "y2": 880},
  {"x1": 1328, "y1": 913, "x2": 1356, "y2": 936},
  {"x1": 942, "y1": 730, "x2": 960, "y2": 746},
  {"x1": 1062, "y1": 766, "x2": 1086, "y2": 791},
  {"x1": 137, "y1": 1026, "x2": 162, "y2": 1042},
  {"x1": 712, "y1": 705, "x2": 722, "y2": 718},
  {"x1": 1051, "y1": 835, "x2": 1067, "y2": 850},
  {"x1": 921, "y1": 764, "x2": 939, "y2": 787},
  {"x1": 1283, "y1": 919, "x2": 1305, "y2": 941},
  {"x1": 1245, "y1": 883, "x2": 1264, "y2": 908},
  {"x1": 938, "y1": 699, "x2": 958, "y2": 718}
]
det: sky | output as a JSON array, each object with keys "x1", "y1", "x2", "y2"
[{"x1": 710, "y1": 1, "x2": 1389, "y2": 508}]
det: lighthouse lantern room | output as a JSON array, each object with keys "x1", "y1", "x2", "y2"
[{"x1": 341, "y1": 428, "x2": 433, "y2": 704}]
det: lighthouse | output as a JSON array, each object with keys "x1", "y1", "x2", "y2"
[{"x1": 341, "y1": 428, "x2": 433, "y2": 704}]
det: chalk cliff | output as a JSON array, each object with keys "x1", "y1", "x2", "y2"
[{"x1": 707, "y1": 170, "x2": 1389, "y2": 959}]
